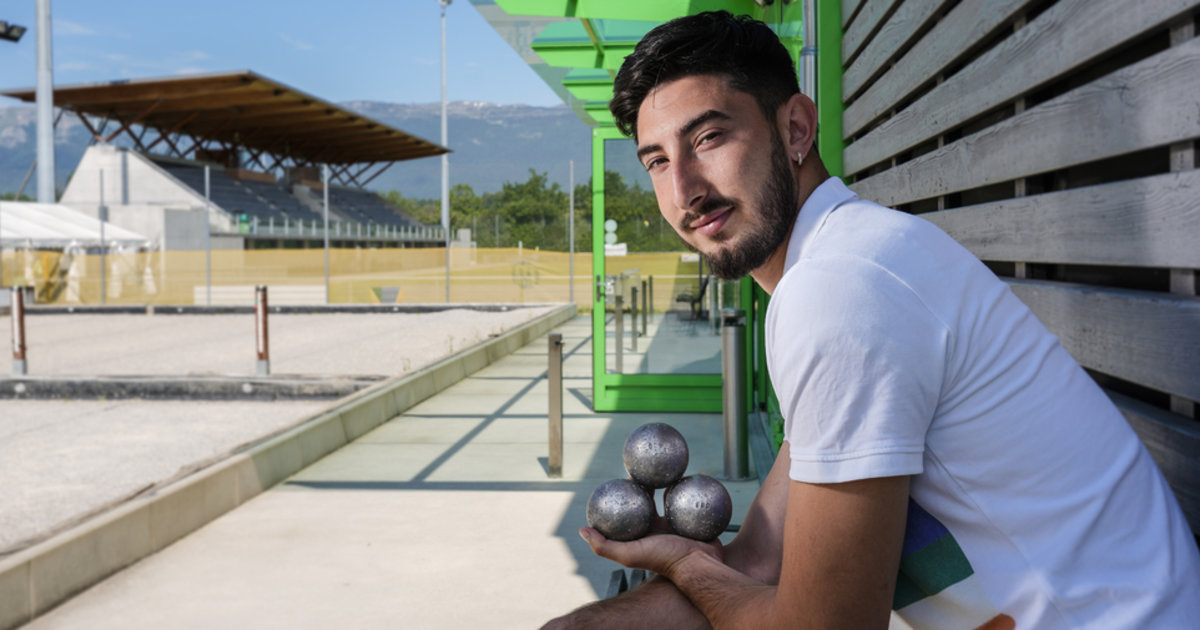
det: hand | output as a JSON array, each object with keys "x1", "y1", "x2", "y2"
[{"x1": 579, "y1": 525, "x2": 724, "y2": 581}]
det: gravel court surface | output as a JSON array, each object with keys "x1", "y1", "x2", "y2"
[{"x1": 0, "y1": 305, "x2": 556, "y2": 558}]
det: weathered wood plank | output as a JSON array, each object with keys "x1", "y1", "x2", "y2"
[
  {"x1": 843, "y1": 0, "x2": 1033, "y2": 138},
  {"x1": 843, "y1": 0, "x2": 900, "y2": 64},
  {"x1": 922, "y1": 170, "x2": 1200, "y2": 269},
  {"x1": 843, "y1": 0, "x2": 951, "y2": 100},
  {"x1": 1007, "y1": 279, "x2": 1200, "y2": 402},
  {"x1": 844, "y1": 0, "x2": 1199, "y2": 175},
  {"x1": 1107, "y1": 390, "x2": 1200, "y2": 534},
  {"x1": 843, "y1": 0, "x2": 863, "y2": 29},
  {"x1": 850, "y1": 37, "x2": 1200, "y2": 207}
]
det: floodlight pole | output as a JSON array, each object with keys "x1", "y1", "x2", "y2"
[
  {"x1": 35, "y1": 0, "x2": 55, "y2": 203},
  {"x1": 323, "y1": 164, "x2": 331, "y2": 304},
  {"x1": 568, "y1": 160, "x2": 574, "y2": 303},
  {"x1": 440, "y1": 0, "x2": 451, "y2": 303}
]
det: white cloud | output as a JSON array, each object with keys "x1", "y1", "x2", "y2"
[
  {"x1": 55, "y1": 20, "x2": 97, "y2": 36},
  {"x1": 278, "y1": 32, "x2": 314, "y2": 52},
  {"x1": 57, "y1": 61, "x2": 94, "y2": 72},
  {"x1": 173, "y1": 67, "x2": 209, "y2": 76}
]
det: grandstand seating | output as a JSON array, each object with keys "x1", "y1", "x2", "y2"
[
  {"x1": 152, "y1": 157, "x2": 422, "y2": 231},
  {"x1": 328, "y1": 186, "x2": 421, "y2": 228}
]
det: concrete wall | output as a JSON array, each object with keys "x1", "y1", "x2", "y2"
[{"x1": 60, "y1": 146, "x2": 241, "y2": 250}]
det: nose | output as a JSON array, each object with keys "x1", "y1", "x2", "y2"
[{"x1": 671, "y1": 159, "x2": 707, "y2": 212}]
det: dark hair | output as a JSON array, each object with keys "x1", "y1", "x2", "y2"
[{"x1": 610, "y1": 11, "x2": 800, "y2": 139}]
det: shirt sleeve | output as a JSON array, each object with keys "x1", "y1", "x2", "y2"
[{"x1": 767, "y1": 255, "x2": 950, "y2": 484}]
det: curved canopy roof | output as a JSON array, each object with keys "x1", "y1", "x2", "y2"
[
  {"x1": 0, "y1": 71, "x2": 448, "y2": 166},
  {"x1": 472, "y1": 0, "x2": 803, "y2": 127}
]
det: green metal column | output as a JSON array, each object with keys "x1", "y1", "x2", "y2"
[{"x1": 816, "y1": 0, "x2": 844, "y2": 176}]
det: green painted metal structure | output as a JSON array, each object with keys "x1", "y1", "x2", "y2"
[{"x1": 474, "y1": 0, "x2": 845, "y2": 413}]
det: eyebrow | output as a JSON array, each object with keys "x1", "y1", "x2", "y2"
[{"x1": 635, "y1": 109, "x2": 733, "y2": 162}]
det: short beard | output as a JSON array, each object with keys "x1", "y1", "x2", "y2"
[{"x1": 701, "y1": 130, "x2": 799, "y2": 280}]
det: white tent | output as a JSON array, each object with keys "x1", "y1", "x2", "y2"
[{"x1": 0, "y1": 201, "x2": 149, "y2": 248}]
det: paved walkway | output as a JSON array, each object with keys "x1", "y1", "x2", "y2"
[
  {"x1": 21, "y1": 315, "x2": 764, "y2": 629},
  {"x1": 0, "y1": 307, "x2": 555, "y2": 559}
]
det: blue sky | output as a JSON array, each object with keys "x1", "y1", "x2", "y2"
[{"x1": 0, "y1": 0, "x2": 564, "y2": 108}]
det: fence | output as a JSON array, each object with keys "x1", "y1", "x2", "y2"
[{"x1": 0, "y1": 246, "x2": 710, "y2": 314}]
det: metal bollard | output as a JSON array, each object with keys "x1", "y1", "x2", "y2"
[
  {"x1": 11, "y1": 287, "x2": 27, "y2": 375},
  {"x1": 721, "y1": 309, "x2": 750, "y2": 480},
  {"x1": 255, "y1": 285, "x2": 270, "y2": 376},
  {"x1": 648, "y1": 276, "x2": 654, "y2": 317},
  {"x1": 630, "y1": 286, "x2": 638, "y2": 353},
  {"x1": 548, "y1": 332, "x2": 564, "y2": 478},
  {"x1": 641, "y1": 280, "x2": 648, "y2": 333},
  {"x1": 614, "y1": 295, "x2": 623, "y2": 374}
]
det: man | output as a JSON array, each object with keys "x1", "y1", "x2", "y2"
[{"x1": 543, "y1": 11, "x2": 1200, "y2": 630}]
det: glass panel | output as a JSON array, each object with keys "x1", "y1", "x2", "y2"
[{"x1": 601, "y1": 137, "x2": 724, "y2": 376}]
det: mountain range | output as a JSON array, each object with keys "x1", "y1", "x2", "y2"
[{"x1": 0, "y1": 100, "x2": 607, "y2": 200}]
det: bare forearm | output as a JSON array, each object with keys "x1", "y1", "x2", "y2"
[
  {"x1": 540, "y1": 575, "x2": 712, "y2": 630},
  {"x1": 666, "y1": 551, "x2": 778, "y2": 629}
]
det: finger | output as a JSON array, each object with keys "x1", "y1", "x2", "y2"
[{"x1": 579, "y1": 527, "x2": 606, "y2": 552}]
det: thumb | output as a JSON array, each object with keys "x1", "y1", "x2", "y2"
[{"x1": 579, "y1": 527, "x2": 613, "y2": 557}]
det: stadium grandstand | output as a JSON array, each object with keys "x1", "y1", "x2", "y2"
[{"x1": 1, "y1": 71, "x2": 450, "y2": 251}]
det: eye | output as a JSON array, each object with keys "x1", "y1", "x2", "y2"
[
  {"x1": 644, "y1": 156, "x2": 667, "y2": 172},
  {"x1": 697, "y1": 130, "x2": 722, "y2": 146}
]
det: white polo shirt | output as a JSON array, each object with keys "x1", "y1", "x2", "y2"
[{"x1": 765, "y1": 177, "x2": 1200, "y2": 629}]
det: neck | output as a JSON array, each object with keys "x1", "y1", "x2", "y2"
[{"x1": 749, "y1": 162, "x2": 831, "y2": 294}]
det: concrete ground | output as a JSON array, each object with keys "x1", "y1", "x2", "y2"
[
  {"x1": 0, "y1": 306, "x2": 554, "y2": 558},
  {"x1": 17, "y1": 315, "x2": 765, "y2": 629}
]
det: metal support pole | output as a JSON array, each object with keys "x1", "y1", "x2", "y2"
[
  {"x1": 12, "y1": 287, "x2": 27, "y2": 375},
  {"x1": 648, "y1": 276, "x2": 654, "y2": 317},
  {"x1": 548, "y1": 332, "x2": 564, "y2": 478},
  {"x1": 323, "y1": 164, "x2": 330, "y2": 304},
  {"x1": 614, "y1": 295, "x2": 623, "y2": 374},
  {"x1": 440, "y1": 0, "x2": 451, "y2": 304},
  {"x1": 801, "y1": 0, "x2": 817, "y2": 101},
  {"x1": 641, "y1": 280, "x2": 648, "y2": 333},
  {"x1": 630, "y1": 286, "x2": 638, "y2": 353},
  {"x1": 568, "y1": 160, "x2": 575, "y2": 303},
  {"x1": 204, "y1": 166, "x2": 211, "y2": 306},
  {"x1": 721, "y1": 308, "x2": 750, "y2": 480},
  {"x1": 98, "y1": 170, "x2": 106, "y2": 305},
  {"x1": 255, "y1": 285, "x2": 270, "y2": 376}
]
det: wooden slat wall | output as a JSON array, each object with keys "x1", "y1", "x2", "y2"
[
  {"x1": 841, "y1": 0, "x2": 947, "y2": 100},
  {"x1": 846, "y1": 0, "x2": 1200, "y2": 176},
  {"x1": 839, "y1": 0, "x2": 1200, "y2": 531},
  {"x1": 922, "y1": 171, "x2": 1200, "y2": 269}
]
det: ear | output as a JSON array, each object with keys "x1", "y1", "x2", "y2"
[{"x1": 780, "y1": 93, "x2": 817, "y2": 160}]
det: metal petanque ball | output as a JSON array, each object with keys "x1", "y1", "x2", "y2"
[
  {"x1": 664, "y1": 474, "x2": 733, "y2": 542},
  {"x1": 623, "y1": 422, "x2": 689, "y2": 489},
  {"x1": 586, "y1": 478, "x2": 655, "y2": 541}
]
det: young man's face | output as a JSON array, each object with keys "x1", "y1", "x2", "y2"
[{"x1": 635, "y1": 74, "x2": 797, "y2": 279}]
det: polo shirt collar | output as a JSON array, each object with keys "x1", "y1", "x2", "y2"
[{"x1": 784, "y1": 176, "x2": 858, "y2": 270}]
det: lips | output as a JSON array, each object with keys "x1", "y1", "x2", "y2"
[{"x1": 690, "y1": 206, "x2": 733, "y2": 237}]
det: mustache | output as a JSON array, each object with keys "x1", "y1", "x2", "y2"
[{"x1": 679, "y1": 195, "x2": 738, "y2": 232}]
